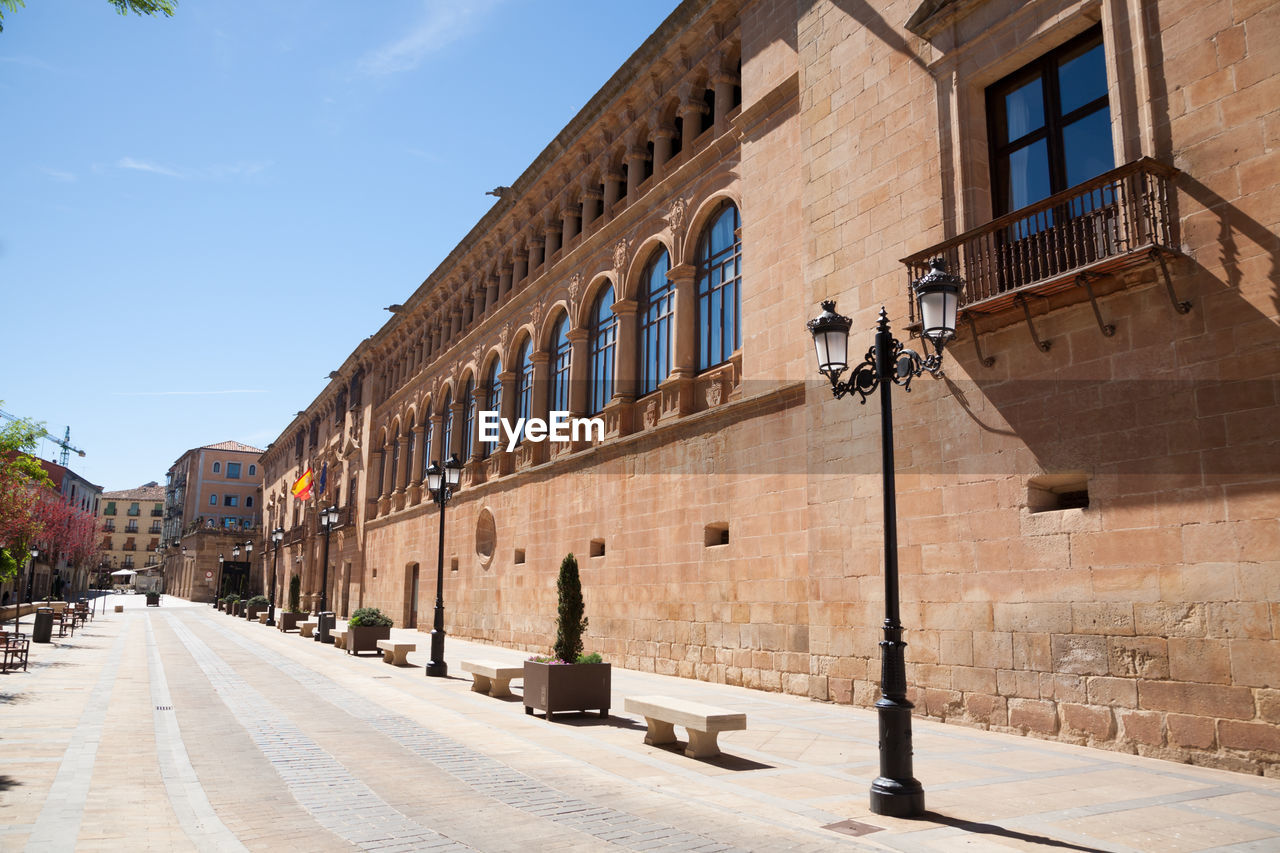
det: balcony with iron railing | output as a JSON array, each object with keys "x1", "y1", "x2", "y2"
[{"x1": 903, "y1": 159, "x2": 1184, "y2": 353}]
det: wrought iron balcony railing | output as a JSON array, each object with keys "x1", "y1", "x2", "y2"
[{"x1": 903, "y1": 158, "x2": 1180, "y2": 324}]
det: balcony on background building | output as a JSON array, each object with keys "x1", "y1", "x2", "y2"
[{"x1": 903, "y1": 158, "x2": 1180, "y2": 330}]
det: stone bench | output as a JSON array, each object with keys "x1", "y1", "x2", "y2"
[
  {"x1": 460, "y1": 660, "x2": 523, "y2": 698},
  {"x1": 332, "y1": 629, "x2": 348, "y2": 650},
  {"x1": 623, "y1": 695, "x2": 747, "y2": 759},
  {"x1": 376, "y1": 640, "x2": 415, "y2": 666},
  {"x1": 257, "y1": 612, "x2": 269, "y2": 624},
  {"x1": 299, "y1": 620, "x2": 318, "y2": 638}
]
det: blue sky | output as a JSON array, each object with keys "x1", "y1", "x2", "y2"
[{"x1": 1, "y1": 0, "x2": 678, "y2": 492}]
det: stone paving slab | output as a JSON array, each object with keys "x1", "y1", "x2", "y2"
[{"x1": 1, "y1": 593, "x2": 1279, "y2": 852}]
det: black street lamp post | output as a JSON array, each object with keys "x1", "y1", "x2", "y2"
[
  {"x1": 243, "y1": 541, "x2": 253, "y2": 595},
  {"x1": 267, "y1": 527, "x2": 284, "y2": 626},
  {"x1": 315, "y1": 506, "x2": 338, "y2": 643},
  {"x1": 807, "y1": 258, "x2": 962, "y2": 819},
  {"x1": 24, "y1": 548, "x2": 38, "y2": 605},
  {"x1": 216, "y1": 553, "x2": 224, "y2": 604},
  {"x1": 424, "y1": 455, "x2": 463, "y2": 677}
]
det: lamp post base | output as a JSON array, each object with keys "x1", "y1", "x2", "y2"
[
  {"x1": 870, "y1": 777, "x2": 925, "y2": 817},
  {"x1": 265, "y1": 604, "x2": 276, "y2": 627},
  {"x1": 869, "y1": 697, "x2": 925, "y2": 817},
  {"x1": 426, "y1": 627, "x2": 447, "y2": 677}
]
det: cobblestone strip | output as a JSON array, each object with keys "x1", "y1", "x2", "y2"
[
  {"x1": 144, "y1": 617, "x2": 249, "y2": 853},
  {"x1": 164, "y1": 615, "x2": 471, "y2": 852},
  {"x1": 24, "y1": 625, "x2": 129, "y2": 853},
  {"x1": 204, "y1": 617, "x2": 747, "y2": 853}
]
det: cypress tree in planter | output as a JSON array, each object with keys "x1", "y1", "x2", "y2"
[
  {"x1": 524, "y1": 553, "x2": 610, "y2": 719},
  {"x1": 279, "y1": 574, "x2": 306, "y2": 632}
]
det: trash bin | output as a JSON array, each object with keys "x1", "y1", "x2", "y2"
[
  {"x1": 316, "y1": 611, "x2": 335, "y2": 644},
  {"x1": 33, "y1": 607, "x2": 54, "y2": 643}
]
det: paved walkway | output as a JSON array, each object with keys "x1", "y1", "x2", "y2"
[{"x1": 1, "y1": 594, "x2": 1278, "y2": 851}]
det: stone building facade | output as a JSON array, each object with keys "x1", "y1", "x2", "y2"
[
  {"x1": 164, "y1": 440, "x2": 264, "y2": 602},
  {"x1": 260, "y1": 0, "x2": 1280, "y2": 774}
]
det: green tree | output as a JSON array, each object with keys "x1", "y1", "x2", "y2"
[
  {"x1": 0, "y1": 0, "x2": 176, "y2": 33},
  {"x1": 553, "y1": 552, "x2": 588, "y2": 664},
  {"x1": 0, "y1": 404, "x2": 53, "y2": 583}
]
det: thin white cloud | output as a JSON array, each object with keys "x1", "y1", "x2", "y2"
[
  {"x1": 39, "y1": 167, "x2": 75, "y2": 182},
  {"x1": 115, "y1": 158, "x2": 272, "y2": 181},
  {"x1": 358, "y1": 0, "x2": 500, "y2": 76},
  {"x1": 117, "y1": 157, "x2": 185, "y2": 178},
  {"x1": 114, "y1": 390, "x2": 268, "y2": 397},
  {"x1": 0, "y1": 55, "x2": 58, "y2": 72}
]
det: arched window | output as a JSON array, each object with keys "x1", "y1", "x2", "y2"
[
  {"x1": 440, "y1": 390, "x2": 454, "y2": 462},
  {"x1": 390, "y1": 424, "x2": 401, "y2": 488},
  {"x1": 209, "y1": 494, "x2": 217, "y2": 506},
  {"x1": 461, "y1": 378, "x2": 476, "y2": 461},
  {"x1": 248, "y1": 464, "x2": 256, "y2": 476},
  {"x1": 696, "y1": 202, "x2": 742, "y2": 370},
  {"x1": 406, "y1": 415, "x2": 416, "y2": 477},
  {"x1": 484, "y1": 359, "x2": 503, "y2": 457},
  {"x1": 515, "y1": 338, "x2": 533, "y2": 446},
  {"x1": 212, "y1": 462, "x2": 221, "y2": 473},
  {"x1": 639, "y1": 248, "x2": 673, "y2": 395},
  {"x1": 246, "y1": 496, "x2": 254, "y2": 508},
  {"x1": 549, "y1": 315, "x2": 571, "y2": 414},
  {"x1": 589, "y1": 285, "x2": 616, "y2": 414}
]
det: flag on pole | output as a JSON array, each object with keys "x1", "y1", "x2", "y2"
[
  {"x1": 316, "y1": 462, "x2": 327, "y2": 497},
  {"x1": 291, "y1": 467, "x2": 314, "y2": 501}
]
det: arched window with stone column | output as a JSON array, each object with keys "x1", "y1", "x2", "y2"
[
  {"x1": 695, "y1": 201, "x2": 742, "y2": 371},
  {"x1": 461, "y1": 377, "x2": 476, "y2": 461},
  {"x1": 439, "y1": 389, "x2": 454, "y2": 463},
  {"x1": 639, "y1": 247, "x2": 673, "y2": 395},
  {"x1": 515, "y1": 336, "x2": 533, "y2": 445},
  {"x1": 483, "y1": 358, "x2": 503, "y2": 458},
  {"x1": 589, "y1": 285, "x2": 617, "y2": 414},
  {"x1": 548, "y1": 313, "x2": 571, "y2": 414}
]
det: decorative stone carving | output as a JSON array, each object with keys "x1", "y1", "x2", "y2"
[
  {"x1": 500, "y1": 322, "x2": 510, "y2": 353},
  {"x1": 614, "y1": 239, "x2": 629, "y2": 273},
  {"x1": 568, "y1": 273, "x2": 582, "y2": 311},
  {"x1": 668, "y1": 197, "x2": 686, "y2": 237},
  {"x1": 705, "y1": 380, "x2": 723, "y2": 408},
  {"x1": 643, "y1": 400, "x2": 659, "y2": 429}
]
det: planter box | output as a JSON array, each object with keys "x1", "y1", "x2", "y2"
[
  {"x1": 216, "y1": 601, "x2": 225, "y2": 611},
  {"x1": 245, "y1": 606, "x2": 264, "y2": 621},
  {"x1": 145, "y1": 594, "x2": 160, "y2": 607},
  {"x1": 279, "y1": 611, "x2": 306, "y2": 632},
  {"x1": 229, "y1": 602, "x2": 242, "y2": 617},
  {"x1": 346, "y1": 624, "x2": 390, "y2": 656},
  {"x1": 523, "y1": 661, "x2": 611, "y2": 719}
]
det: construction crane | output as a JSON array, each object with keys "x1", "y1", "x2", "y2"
[{"x1": 0, "y1": 409, "x2": 87, "y2": 466}]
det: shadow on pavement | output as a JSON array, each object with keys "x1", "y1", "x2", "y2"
[{"x1": 926, "y1": 813, "x2": 1110, "y2": 852}]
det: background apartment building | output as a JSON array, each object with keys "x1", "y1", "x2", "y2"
[
  {"x1": 163, "y1": 440, "x2": 264, "y2": 601},
  {"x1": 259, "y1": 0, "x2": 1279, "y2": 773},
  {"x1": 96, "y1": 483, "x2": 165, "y2": 587}
]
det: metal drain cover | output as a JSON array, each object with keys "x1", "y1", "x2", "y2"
[{"x1": 822, "y1": 820, "x2": 882, "y2": 837}]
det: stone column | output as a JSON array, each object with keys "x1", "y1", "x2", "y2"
[
  {"x1": 579, "y1": 187, "x2": 602, "y2": 235},
  {"x1": 560, "y1": 206, "x2": 577, "y2": 249},
  {"x1": 513, "y1": 248, "x2": 528, "y2": 286},
  {"x1": 469, "y1": 385, "x2": 488, "y2": 464},
  {"x1": 527, "y1": 237, "x2": 544, "y2": 278},
  {"x1": 485, "y1": 274, "x2": 500, "y2": 312},
  {"x1": 448, "y1": 399, "x2": 466, "y2": 462},
  {"x1": 652, "y1": 126, "x2": 675, "y2": 181},
  {"x1": 544, "y1": 218, "x2": 561, "y2": 262},
  {"x1": 713, "y1": 71, "x2": 736, "y2": 129},
  {"x1": 498, "y1": 262, "x2": 514, "y2": 303},
  {"x1": 625, "y1": 145, "x2": 648, "y2": 202},
  {"x1": 603, "y1": 170, "x2": 624, "y2": 217},
  {"x1": 567, "y1": 328, "x2": 590, "y2": 417},
  {"x1": 427, "y1": 413, "x2": 444, "y2": 469},
  {"x1": 612, "y1": 298, "x2": 640, "y2": 402},
  {"x1": 680, "y1": 93, "x2": 708, "y2": 143},
  {"x1": 408, "y1": 421, "x2": 426, "y2": 504},
  {"x1": 666, "y1": 261, "x2": 698, "y2": 415}
]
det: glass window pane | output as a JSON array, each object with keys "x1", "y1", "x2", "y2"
[
  {"x1": 1062, "y1": 108, "x2": 1115, "y2": 187},
  {"x1": 1004, "y1": 77, "x2": 1044, "y2": 140},
  {"x1": 1058, "y1": 43, "x2": 1108, "y2": 115},
  {"x1": 1006, "y1": 138, "x2": 1051, "y2": 210}
]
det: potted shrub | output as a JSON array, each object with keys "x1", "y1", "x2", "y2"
[
  {"x1": 346, "y1": 607, "x2": 392, "y2": 656},
  {"x1": 224, "y1": 593, "x2": 241, "y2": 616},
  {"x1": 145, "y1": 590, "x2": 161, "y2": 607},
  {"x1": 244, "y1": 594, "x2": 269, "y2": 621},
  {"x1": 524, "y1": 553, "x2": 610, "y2": 719},
  {"x1": 216, "y1": 596, "x2": 226, "y2": 611},
  {"x1": 279, "y1": 574, "x2": 307, "y2": 632}
]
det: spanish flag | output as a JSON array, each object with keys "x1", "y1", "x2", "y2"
[{"x1": 291, "y1": 467, "x2": 314, "y2": 501}]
